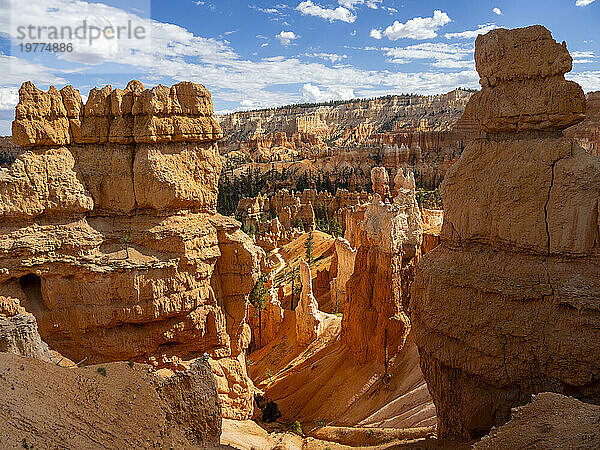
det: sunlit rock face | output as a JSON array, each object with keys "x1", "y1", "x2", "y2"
[
  {"x1": 329, "y1": 237, "x2": 357, "y2": 313},
  {"x1": 411, "y1": 26, "x2": 600, "y2": 440},
  {"x1": 342, "y1": 167, "x2": 423, "y2": 365},
  {"x1": 1, "y1": 80, "x2": 264, "y2": 420},
  {"x1": 295, "y1": 260, "x2": 326, "y2": 346}
]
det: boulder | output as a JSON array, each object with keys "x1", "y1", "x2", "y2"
[
  {"x1": 0, "y1": 314, "x2": 52, "y2": 361},
  {"x1": 466, "y1": 26, "x2": 585, "y2": 133}
]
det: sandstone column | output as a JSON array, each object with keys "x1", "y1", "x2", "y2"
[
  {"x1": 341, "y1": 169, "x2": 422, "y2": 364},
  {"x1": 295, "y1": 260, "x2": 325, "y2": 345},
  {"x1": 411, "y1": 25, "x2": 599, "y2": 439}
]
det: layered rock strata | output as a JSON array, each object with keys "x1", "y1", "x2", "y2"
[
  {"x1": 1, "y1": 81, "x2": 264, "y2": 419},
  {"x1": 219, "y1": 89, "x2": 474, "y2": 151},
  {"x1": 0, "y1": 314, "x2": 51, "y2": 361},
  {"x1": 411, "y1": 26, "x2": 600, "y2": 439}
]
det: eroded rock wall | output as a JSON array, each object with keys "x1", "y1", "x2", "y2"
[
  {"x1": 1, "y1": 80, "x2": 264, "y2": 420},
  {"x1": 411, "y1": 26, "x2": 600, "y2": 439}
]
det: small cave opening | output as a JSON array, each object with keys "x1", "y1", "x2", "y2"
[{"x1": 18, "y1": 273, "x2": 47, "y2": 314}]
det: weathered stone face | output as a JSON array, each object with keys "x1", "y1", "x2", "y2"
[
  {"x1": 411, "y1": 25, "x2": 600, "y2": 440},
  {"x1": 2, "y1": 80, "x2": 263, "y2": 420},
  {"x1": 0, "y1": 314, "x2": 52, "y2": 361},
  {"x1": 474, "y1": 25, "x2": 573, "y2": 84},
  {"x1": 330, "y1": 237, "x2": 357, "y2": 311},
  {"x1": 295, "y1": 259, "x2": 325, "y2": 346},
  {"x1": 465, "y1": 25, "x2": 586, "y2": 133}
]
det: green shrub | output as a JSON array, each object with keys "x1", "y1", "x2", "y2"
[{"x1": 288, "y1": 420, "x2": 303, "y2": 436}]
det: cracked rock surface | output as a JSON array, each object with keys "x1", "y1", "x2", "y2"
[{"x1": 410, "y1": 25, "x2": 600, "y2": 440}]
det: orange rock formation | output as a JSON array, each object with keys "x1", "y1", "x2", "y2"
[
  {"x1": 329, "y1": 237, "x2": 357, "y2": 312},
  {"x1": 411, "y1": 25, "x2": 600, "y2": 439},
  {"x1": 1, "y1": 80, "x2": 264, "y2": 420},
  {"x1": 341, "y1": 169, "x2": 423, "y2": 364},
  {"x1": 295, "y1": 260, "x2": 326, "y2": 345}
]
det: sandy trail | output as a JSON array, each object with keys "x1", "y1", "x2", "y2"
[{"x1": 271, "y1": 247, "x2": 286, "y2": 277}]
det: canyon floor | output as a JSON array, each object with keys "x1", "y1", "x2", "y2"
[{"x1": 231, "y1": 231, "x2": 438, "y2": 448}]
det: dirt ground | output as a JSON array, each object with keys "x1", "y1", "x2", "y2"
[
  {"x1": 474, "y1": 392, "x2": 600, "y2": 449},
  {"x1": 0, "y1": 353, "x2": 221, "y2": 449}
]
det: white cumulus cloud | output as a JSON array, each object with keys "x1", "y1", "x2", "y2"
[
  {"x1": 304, "y1": 52, "x2": 348, "y2": 63},
  {"x1": 276, "y1": 30, "x2": 298, "y2": 45},
  {"x1": 385, "y1": 42, "x2": 474, "y2": 69},
  {"x1": 301, "y1": 83, "x2": 355, "y2": 102},
  {"x1": 370, "y1": 29, "x2": 383, "y2": 39},
  {"x1": 445, "y1": 23, "x2": 499, "y2": 40},
  {"x1": 339, "y1": 0, "x2": 382, "y2": 9},
  {"x1": 571, "y1": 50, "x2": 596, "y2": 63},
  {"x1": 576, "y1": 0, "x2": 595, "y2": 6},
  {"x1": 566, "y1": 70, "x2": 600, "y2": 91},
  {"x1": 296, "y1": 1, "x2": 356, "y2": 23},
  {"x1": 493, "y1": 7, "x2": 502, "y2": 15},
  {"x1": 370, "y1": 10, "x2": 451, "y2": 41},
  {"x1": 0, "y1": 86, "x2": 18, "y2": 111}
]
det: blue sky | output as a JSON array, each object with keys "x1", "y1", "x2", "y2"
[{"x1": 0, "y1": 0, "x2": 599, "y2": 135}]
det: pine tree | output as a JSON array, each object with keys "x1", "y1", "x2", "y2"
[
  {"x1": 330, "y1": 218, "x2": 342, "y2": 237},
  {"x1": 305, "y1": 231, "x2": 314, "y2": 265},
  {"x1": 290, "y1": 266, "x2": 298, "y2": 310},
  {"x1": 249, "y1": 273, "x2": 268, "y2": 348}
]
